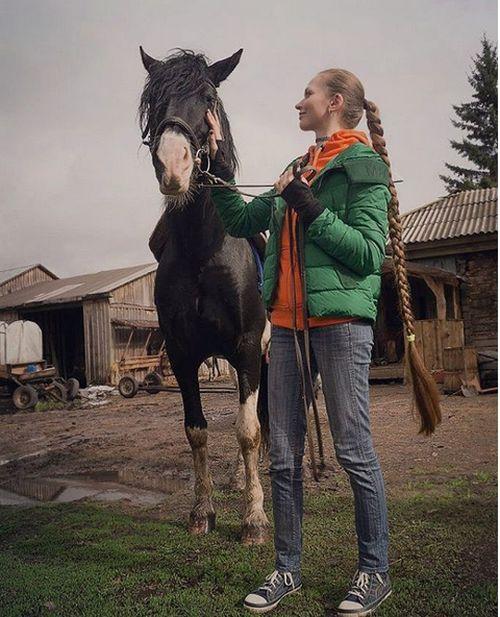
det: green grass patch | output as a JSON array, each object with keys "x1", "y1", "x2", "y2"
[
  {"x1": 34, "y1": 400, "x2": 66, "y2": 413},
  {"x1": 0, "y1": 476, "x2": 496, "y2": 616}
]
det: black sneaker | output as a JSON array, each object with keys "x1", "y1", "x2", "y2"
[
  {"x1": 244, "y1": 570, "x2": 302, "y2": 613},
  {"x1": 336, "y1": 570, "x2": 392, "y2": 616}
]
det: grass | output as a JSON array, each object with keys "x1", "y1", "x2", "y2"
[
  {"x1": 34, "y1": 400, "x2": 66, "y2": 413},
  {"x1": 0, "y1": 474, "x2": 496, "y2": 616}
]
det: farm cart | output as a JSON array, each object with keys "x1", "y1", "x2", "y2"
[
  {"x1": 118, "y1": 350, "x2": 238, "y2": 398},
  {"x1": 117, "y1": 340, "x2": 169, "y2": 398},
  {"x1": 0, "y1": 361, "x2": 79, "y2": 410},
  {"x1": 0, "y1": 320, "x2": 79, "y2": 410},
  {"x1": 110, "y1": 319, "x2": 169, "y2": 396}
]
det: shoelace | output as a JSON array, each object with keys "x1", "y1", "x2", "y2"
[
  {"x1": 349, "y1": 571, "x2": 384, "y2": 600},
  {"x1": 260, "y1": 570, "x2": 294, "y2": 593}
]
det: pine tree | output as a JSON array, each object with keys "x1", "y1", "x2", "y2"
[{"x1": 440, "y1": 36, "x2": 498, "y2": 192}]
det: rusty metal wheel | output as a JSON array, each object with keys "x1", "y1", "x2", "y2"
[
  {"x1": 118, "y1": 375, "x2": 139, "y2": 398},
  {"x1": 144, "y1": 371, "x2": 162, "y2": 395},
  {"x1": 65, "y1": 377, "x2": 80, "y2": 401},
  {"x1": 12, "y1": 385, "x2": 38, "y2": 410},
  {"x1": 49, "y1": 381, "x2": 67, "y2": 402}
]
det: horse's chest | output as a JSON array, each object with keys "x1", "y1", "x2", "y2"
[{"x1": 155, "y1": 261, "x2": 231, "y2": 323}]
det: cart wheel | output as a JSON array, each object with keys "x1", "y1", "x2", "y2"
[
  {"x1": 49, "y1": 381, "x2": 68, "y2": 402},
  {"x1": 144, "y1": 371, "x2": 162, "y2": 395},
  {"x1": 65, "y1": 377, "x2": 80, "y2": 401},
  {"x1": 12, "y1": 385, "x2": 39, "y2": 410},
  {"x1": 119, "y1": 375, "x2": 139, "y2": 398}
]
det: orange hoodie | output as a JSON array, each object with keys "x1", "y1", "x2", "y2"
[{"x1": 270, "y1": 130, "x2": 371, "y2": 330}]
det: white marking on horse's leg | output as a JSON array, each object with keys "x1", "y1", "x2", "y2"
[
  {"x1": 261, "y1": 318, "x2": 271, "y2": 355},
  {"x1": 228, "y1": 364, "x2": 238, "y2": 388},
  {"x1": 185, "y1": 426, "x2": 215, "y2": 534},
  {"x1": 236, "y1": 389, "x2": 270, "y2": 544},
  {"x1": 157, "y1": 130, "x2": 193, "y2": 195},
  {"x1": 229, "y1": 447, "x2": 246, "y2": 491}
]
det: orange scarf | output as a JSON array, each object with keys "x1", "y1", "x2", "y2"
[
  {"x1": 270, "y1": 130, "x2": 371, "y2": 330},
  {"x1": 306, "y1": 129, "x2": 370, "y2": 174}
]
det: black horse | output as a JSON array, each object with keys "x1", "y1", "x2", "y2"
[{"x1": 139, "y1": 47, "x2": 270, "y2": 544}]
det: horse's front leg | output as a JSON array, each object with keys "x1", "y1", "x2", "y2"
[
  {"x1": 235, "y1": 353, "x2": 271, "y2": 545},
  {"x1": 175, "y1": 364, "x2": 216, "y2": 535}
]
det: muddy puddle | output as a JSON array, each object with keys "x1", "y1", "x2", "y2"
[{"x1": 0, "y1": 468, "x2": 193, "y2": 507}]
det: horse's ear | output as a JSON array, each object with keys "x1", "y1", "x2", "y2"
[
  {"x1": 140, "y1": 46, "x2": 160, "y2": 73},
  {"x1": 208, "y1": 49, "x2": 243, "y2": 86}
]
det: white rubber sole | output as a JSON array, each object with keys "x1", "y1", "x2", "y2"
[
  {"x1": 336, "y1": 588, "x2": 392, "y2": 616},
  {"x1": 244, "y1": 584, "x2": 302, "y2": 613}
]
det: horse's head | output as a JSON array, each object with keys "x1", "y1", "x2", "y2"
[{"x1": 139, "y1": 48, "x2": 241, "y2": 202}]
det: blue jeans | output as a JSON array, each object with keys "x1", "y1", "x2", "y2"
[{"x1": 268, "y1": 323, "x2": 389, "y2": 574}]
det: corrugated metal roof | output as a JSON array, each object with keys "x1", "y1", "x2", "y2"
[
  {"x1": 401, "y1": 188, "x2": 497, "y2": 245},
  {"x1": 0, "y1": 263, "x2": 156, "y2": 310},
  {"x1": 0, "y1": 264, "x2": 58, "y2": 286}
]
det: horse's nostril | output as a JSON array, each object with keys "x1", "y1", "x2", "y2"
[{"x1": 183, "y1": 147, "x2": 189, "y2": 160}]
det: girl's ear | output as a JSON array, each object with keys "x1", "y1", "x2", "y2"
[{"x1": 329, "y1": 93, "x2": 344, "y2": 112}]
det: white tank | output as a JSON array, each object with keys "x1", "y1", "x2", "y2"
[
  {"x1": 5, "y1": 320, "x2": 43, "y2": 364},
  {"x1": 0, "y1": 322, "x2": 7, "y2": 365}
]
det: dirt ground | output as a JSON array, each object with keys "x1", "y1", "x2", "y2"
[{"x1": 0, "y1": 382, "x2": 496, "y2": 515}]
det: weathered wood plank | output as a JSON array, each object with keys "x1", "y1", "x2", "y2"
[{"x1": 83, "y1": 299, "x2": 111, "y2": 384}]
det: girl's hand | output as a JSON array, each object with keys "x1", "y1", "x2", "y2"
[
  {"x1": 206, "y1": 109, "x2": 223, "y2": 159},
  {"x1": 274, "y1": 168, "x2": 295, "y2": 194},
  {"x1": 274, "y1": 168, "x2": 308, "y2": 194}
]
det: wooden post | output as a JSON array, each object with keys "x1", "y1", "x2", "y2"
[
  {"x1": 423, "y1": 276, "x2": 446, "y2": 320},
  {"x1": 452, "y1": 286, "x2": 462, "y2": 319},
  {"x1": 143, "y1": 330, "x2": 153, "y2": 355}
]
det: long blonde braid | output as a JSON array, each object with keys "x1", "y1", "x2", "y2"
[{"x1": 364, "y1": 98, "x2": 441, "y2": 434}]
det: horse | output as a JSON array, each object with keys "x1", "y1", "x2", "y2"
[{"x1": 138, "y1": 47, "x2": 270, "y2": 545}]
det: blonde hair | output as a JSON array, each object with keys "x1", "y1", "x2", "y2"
[
  {"x1": 319, "y1": 68, "x2": 365, "y2": 128},
  {"x1": 320, "y1": 68, "x2": 442, "y2": 435}
]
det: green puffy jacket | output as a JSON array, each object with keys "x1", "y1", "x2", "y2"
[{"x1": 211, "y1": 142, "x2": 391, "y2": 323}]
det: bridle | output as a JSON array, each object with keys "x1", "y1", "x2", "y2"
[{"x1": 141, "y1": 85, "x2": 221, "y2": 177}]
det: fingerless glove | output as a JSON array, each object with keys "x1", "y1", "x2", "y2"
[
  {"x1": 280, "y1": 179, "x2": 325, "y2": 227},
  {"x1": 209, "y1": 140, "x2": 234, "y2": 181}
]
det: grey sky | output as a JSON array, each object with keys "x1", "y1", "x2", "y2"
[{"x1": 0, "y1": 0, "x2": 497, "y2": 278}]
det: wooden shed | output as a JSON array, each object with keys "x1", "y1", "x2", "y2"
[
  {"x1": 0, "y1": 264, "x2": 58, "y2": 297},
  {"x1": 0, "y1": 264, "x2": 161, "y2": 386},
  {"x1": 371, "y1": 258, "x2": 464, "y2": 380},
  {"x1": 400, "y1": 188, "x2": 497, "y2": 387}
]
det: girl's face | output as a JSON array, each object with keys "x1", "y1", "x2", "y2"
[{"x1": 295, "y1": 74, "x2": 332, "y2": 131}]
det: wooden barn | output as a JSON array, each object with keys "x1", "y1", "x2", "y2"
[
  {"x1": 0, "y1": 264, "x2": 58, "y2": 297},
  {"x1": 400, "y1": 187, "x2": 497, "y2": 387},
  {"x1": 0, "y1": 264, "x2": 161, "y2": 386}
]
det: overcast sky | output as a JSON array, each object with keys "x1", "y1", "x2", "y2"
[{"x1": 0, "y1": 0, "x2": 497, "y2": 278}]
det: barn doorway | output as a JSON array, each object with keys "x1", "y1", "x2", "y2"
[{"x1": 21, "y1": 306, "x2": 86, "y2": 386}]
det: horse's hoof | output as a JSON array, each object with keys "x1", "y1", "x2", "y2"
[
  {"x1": 188, "y1": 511, "x2": 216, "y2": 535},
  {"x1": 241, "y1": 523, "x2": 271, "y2": 545}
]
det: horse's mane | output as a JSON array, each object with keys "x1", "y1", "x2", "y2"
[{"x1": 139, "y1": 49, "x2": 239, "y2": 175}]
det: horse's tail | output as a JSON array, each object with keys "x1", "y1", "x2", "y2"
[{"x1": 257, "y1": 355, "x2": 269, "y2": 451}]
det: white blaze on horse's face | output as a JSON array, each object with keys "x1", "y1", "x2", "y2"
[{"x1": 156, "y1": 130, "x2": 194, "y2": 195}]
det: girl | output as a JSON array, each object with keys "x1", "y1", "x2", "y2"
[{"x1": 206, "y1": 68, "x2": 440, "y2": 616}]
